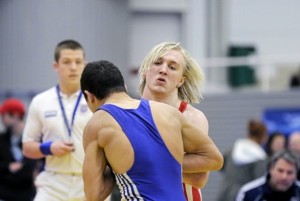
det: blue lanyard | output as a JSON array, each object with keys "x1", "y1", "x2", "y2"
[{"x1": 56, "y1": 85, "x2": 82, "y2": 137}]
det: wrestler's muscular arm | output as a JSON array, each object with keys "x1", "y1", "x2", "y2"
[
  {"x1": 83, "y1": 113, "x2": 115, "y2": 201},
  {"x1": 180, "y1": 109, "x2": 223, "y2": 187},
  {"x1": 182, "y1": 106, "x2": 210, "y2": 188}
]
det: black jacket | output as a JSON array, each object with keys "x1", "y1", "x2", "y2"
[
  {"x1": 236, "y1": 175, "x2": 300, "y2": 201},
  {"x1": 0, "y1": 129, "x2": 37, "y2": 201}
]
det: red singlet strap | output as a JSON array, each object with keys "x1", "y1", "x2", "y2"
[{"x1": 178, "y1": 101, "x2": 188, "y2": 113}]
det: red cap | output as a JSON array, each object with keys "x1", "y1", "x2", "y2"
[{"x1": 0, "y1": 98, "x2": 25, "y2": 117}]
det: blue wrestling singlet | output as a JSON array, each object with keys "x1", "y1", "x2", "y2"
[{"x1": 99, "y1": 99, "x2": 185, "y2": 201}]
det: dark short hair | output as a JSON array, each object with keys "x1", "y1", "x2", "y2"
[
  {"x1": 80, "y1": 60, "x2": 126, "y2": 100},
  {"x1": 269, "y1": 149, "x2": 299, "y2": 172},
  {"x1": 54, "y1": 39, "x2": 85, "y2": 62}
]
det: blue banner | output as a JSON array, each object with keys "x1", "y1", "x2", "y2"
[{"x1": 263, "y1": 107, "x2": 300, "y2": 136}]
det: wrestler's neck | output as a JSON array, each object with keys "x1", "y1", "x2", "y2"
[
  {"x1": 102, "y1": 92, "x2": 133, "y2": 105},
  {"x1": 142, "y1": 89, "x2": 181, "y2": 108}
]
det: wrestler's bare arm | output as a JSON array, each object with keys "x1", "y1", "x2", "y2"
[
  {"x1": 181, "y1": 110, "x2": 223, "y2": 174},
  {"x1": 182, "y1": 106, "x2": 210, "y2": 188},
  {"x1": 83, "y1": 114, "x2": 115, "y2": 201},
  {"x1": 183, "y1": 172, "x2": 209, "y2": 188}
]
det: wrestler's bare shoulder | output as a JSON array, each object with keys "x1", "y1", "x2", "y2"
[
  {"x1": 184, "y1": 104, "x2": 206, "y2": 119},
  {"x1": 184, "y1": 104, "x2": 209, "y2": 134}
]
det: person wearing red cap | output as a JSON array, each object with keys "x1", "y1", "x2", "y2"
[
  {"x1": 0, "y1": 98, "x2": 25, "y2": 117},
  {"x1": 0, "y1": 98, "x2": 37, "y2": 201},
  {"x1": 22, "y1": 40, "x2": 93, "y2": 201}
]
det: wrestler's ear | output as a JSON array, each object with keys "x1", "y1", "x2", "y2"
[
  {"x1": 84, "y1": 90, "x2": 95, "y2": 103},
  {"x1": 177, "y1": 76, "x2": 186, "y2": 88}
]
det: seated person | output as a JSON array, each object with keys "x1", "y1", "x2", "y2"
[{"x1": 236, "y1": 149, "x2": 300, "y2": 201}]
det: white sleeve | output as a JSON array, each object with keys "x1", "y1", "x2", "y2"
[
  {"x1": 22, "y1": 97, "x2": 43, "y2": 142},
  {"x1": 235, "y1": 189, "x2": 246, "y2": 201}
]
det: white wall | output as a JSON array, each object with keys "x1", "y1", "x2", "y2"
[
  {"x1": 0, "y1": 0, "x2": 129, "y2": 95},
  {"x1": 226, "y1": 0, "x2": 300, "y2": 92},
  {"x1": 230, "y1": 0, "x2": 300, "y2": 55}
]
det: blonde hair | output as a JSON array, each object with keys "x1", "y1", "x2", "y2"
[{"x1": 138, "y1": 42, "x2": 204, "y2": 103}]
